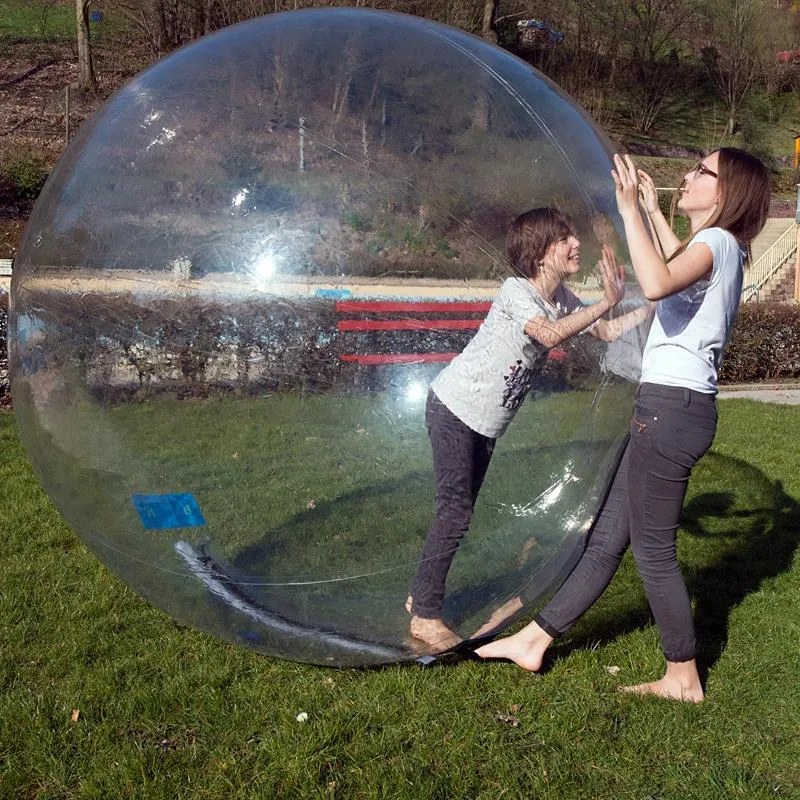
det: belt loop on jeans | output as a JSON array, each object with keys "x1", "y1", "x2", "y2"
[{"x1": 682, "y1": 388, "x2": 691, "y2": 408}]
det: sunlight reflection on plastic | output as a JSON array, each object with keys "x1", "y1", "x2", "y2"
[
  {"x1": 404, "y1": 381, "x2": 427, "y2": 405},
  {"x1": 254, "y1": 253, "x2": 277, "y2": 281},
  {"x1": 8, "y1": 8, "x2": 646, "y2": 666}
]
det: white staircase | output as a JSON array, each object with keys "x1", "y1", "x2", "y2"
[{"x1": 743, "y1": 218, "x2": 796, "y2": 302}]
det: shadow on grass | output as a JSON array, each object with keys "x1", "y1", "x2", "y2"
[
  {"x1": 530, "y1": 451, "x2": 800, "y2": 677},
  {"x1": 688, "y1": 468, "x2": 800, "y2": 673}
]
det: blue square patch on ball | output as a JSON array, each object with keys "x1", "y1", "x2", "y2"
[{"x1": 131, "y1": 493, "x2": 206, "y2": 529}]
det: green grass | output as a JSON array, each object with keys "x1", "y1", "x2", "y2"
[
  {"x1": 9, "y1": 381, "x2": 632, "y2": 664},
  {"x1": 0, "y1": 0, "x2": 76, "y2": 40},
  {"x1": 1, "y1": 396, "x2": 799, "y2": 798}
]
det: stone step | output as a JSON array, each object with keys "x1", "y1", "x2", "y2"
[
  {"x1": 753, "y1": 256, "x2": 796, "y2": 302},
  {"x1": 750, "y1": 218, "x2": 795, "y2": 263}
]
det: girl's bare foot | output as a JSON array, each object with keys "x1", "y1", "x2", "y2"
[
  {"x1": 409, "y1": 615, "x2": 462, "y2": 652},
  {"x1": 620, "y1": 659, "x2": 704, "y2": 703},
  {"x1": 474, "y1": 620, "x2": 554, "y2": 671},
  {"x1": 471, "y1": 595, "x2": 523, "y2": 638}
]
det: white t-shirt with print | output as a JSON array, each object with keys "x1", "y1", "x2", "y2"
[
  {"x1": 640, "y1": 227, "x2": 744, "y2": 394},
  {"x1": 431, "y1": 277, "x2": 584, "y2": 438}
]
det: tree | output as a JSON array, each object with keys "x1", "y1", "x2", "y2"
[
  {"x1": 560, "y1": 0, "x2": 628, "y2": 125},
  {"x1": 471, "y1": 0, "x2": 498, "y2": 130},
  {"x1": 480, "y1": 0, "x2": 498, "y2": 43},
  {"x1": 76, "y1": 0, "x2": 97, "y2": 90},
  {"x1": 623, "y1": 0, "x2": 699, "y2": 133},
  {"x1": 702, "y1": 0, "x2": 769, "y2": 136}
]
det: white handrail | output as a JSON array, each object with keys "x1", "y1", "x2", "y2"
[{"x1": 743, "y1": 224, "x2": 796, "y2": 300}]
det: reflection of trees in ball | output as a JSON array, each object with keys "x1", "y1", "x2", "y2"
[
  {"x1": 27, "y1": 11, "x2": 617, "y2": 279},
  {"x1": 9, "y1": 9, "x2": 643, "y2": 666}
]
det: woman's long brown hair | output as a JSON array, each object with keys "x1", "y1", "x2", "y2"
[{"x1": 668, "y1": 147, "x2": 771, "y2": 262}]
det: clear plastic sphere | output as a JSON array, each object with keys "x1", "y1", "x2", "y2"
[{"x1": 9, "y1": 8, "x2": 645, "y2": 665}]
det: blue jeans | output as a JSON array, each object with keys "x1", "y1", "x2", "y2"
[{"x1": 536, "y1": 383, "x2": 717, "y2": 662}]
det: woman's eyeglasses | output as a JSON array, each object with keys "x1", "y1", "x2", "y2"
[{"x1": 693, "y1": 162, "x2": 718, "y2": 179}]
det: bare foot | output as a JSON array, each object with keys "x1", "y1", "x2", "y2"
[
  {"x1": 619, "y1": 679, "x2": 704, "y2": 703},
  {"x1": 517, "y1": 537, "x2": 538, "y2": 568},
  {"x1": 472, "y1": 595, "x2": 524, "y2": 638},
  {"x1": 474, "y1": 620, "x2": 554, "y2": 672},
  {"x1": 409, "y1": 616, "x2": 462, "y2": 652},
  {"x1": 619, "y1": 660, "x2": 704, "y2": 703}
]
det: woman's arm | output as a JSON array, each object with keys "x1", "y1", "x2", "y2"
[
  {"x1": 637, "y1": 169, "x2": 681, "y2": 259},
  {"x1": 591, "y1": 302, "x2": 653, "y2": 342},
  {"x1": 613, "y1": 154, "x2": 713, "y2": 300},
  {"x1": 524, "y1": 244, "x2": 623, "y2": 348}
]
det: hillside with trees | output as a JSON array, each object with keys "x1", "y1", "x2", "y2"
[{"x1": 2, "y1": 0, "x2": 800, "y2": 260}]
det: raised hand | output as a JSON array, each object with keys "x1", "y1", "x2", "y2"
[
  {"x1": 598, "y1": 243, "x2": 625, "y2": 307},
  {"x1": 611, "y1": 153, "x2": 641, "y2": 220},
  {"x1": 637, "y1": 168, "x2": 660, "y2": 216}
]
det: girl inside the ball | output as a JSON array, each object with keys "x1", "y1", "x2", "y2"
[
  {"x1": 407, "y1": 206, "x2": 650, "y2": 651},
  {"x1": 476, "y1": 148, "x2": 771, "y2": 703}
]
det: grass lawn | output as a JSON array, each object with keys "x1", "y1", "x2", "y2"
[
  {"x1": 1, "y1": 397, "x2": 799, "y2": 798},
  {"x1": 0, "y1": 0, "x2": 76, "y2": 40},
  {"x1": 8, "y1": 382, "x2": 632, "y2": 666}
]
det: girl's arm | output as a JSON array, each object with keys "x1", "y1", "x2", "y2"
[
  {"x1": 524, "y1": 244, "x2": 623, "y2": 348},
  {"x1": 591, "y1": 302, "x2": 653, "y2": 342},
  {"x1": 637, "y1": 169, "x2": 681, "y2": 259},
  {"x1": 613, "y1": 154, "x2": 713, "y2": 301}
]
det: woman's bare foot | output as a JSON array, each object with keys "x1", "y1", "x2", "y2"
[
  {"x1": 409, "y1": 615, "x2": 462, "y2": 652},
  {"x1": 517, "y1": 537, "x2": 538, "y2": 567},
  {"x1": 473, "y1": 620, "x2": 554, "y2": 671},
  {"x1": 472, "y1": 595, "x2": 524, "y2": 638},
  {"x1": 620, "y1": 659, "x2": 704, "y2": 703}
]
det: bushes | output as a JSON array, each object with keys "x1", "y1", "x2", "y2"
[
  {"x1": 2, "y1": 159, "x2": 47, "y2": 202},
  {"x1": 720, "y1": 302, "x2": 800, "y2": 384},
  {"x1": 1, "y1": 296, "x2": 799, "y2": 411},
  {"x1": 0, "y1": 159, "x2": 48, "y2": 220}
]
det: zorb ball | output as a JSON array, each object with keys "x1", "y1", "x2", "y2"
[{"x1": 9, "y1": 8, "x2": 645, "y2": 666}]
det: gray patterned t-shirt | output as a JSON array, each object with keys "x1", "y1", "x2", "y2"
[{"x1": 431, "y1": 277, "x2": 584, "y2": 438}]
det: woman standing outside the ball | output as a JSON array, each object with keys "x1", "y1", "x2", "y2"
[
  {"x1": 408, "y1": 207, "x2": 637, "y2": 652},
  {"x1": 477, "y1": 148, "x2": 771, "y2": 703}
]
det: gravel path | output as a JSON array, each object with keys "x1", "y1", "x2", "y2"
[{"x1": 718, "y1": 383, "x2": 800, "y2": 405}]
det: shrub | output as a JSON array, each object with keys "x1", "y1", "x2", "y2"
[
  {"x1": 343, "y1": 211, "x2": 372, "y2": 232},
  {"x1": 2, "y1": 159, "x2": 48, "y2": 201},
  {"x1": 2, "y1": 296, "x2": 799, "y2": 412},
  {"x1": 720, "y1": 302, "x2": 800, "y2": 383}
]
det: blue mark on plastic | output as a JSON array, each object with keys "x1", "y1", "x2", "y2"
[
  {"x1": 239, "y1": 630, "x2": 263, "y2": 645},
  {"x1": 315, "y1": 288, "x2": 352, "y2": 300},
  {"x1": 131, "y1": 493, "x2": 206, "y2": 529}
]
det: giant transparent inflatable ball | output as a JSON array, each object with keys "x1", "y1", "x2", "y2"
[{"x1": 10, "y1": 8, "x2": 647, "y2": 666}]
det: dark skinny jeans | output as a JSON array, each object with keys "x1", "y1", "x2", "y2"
[
  {"x1": 535, "y1": 382, "x2": 717, "y2": 663},
  {"x1": 410, "y1": 391, "x2": 496, "y2": 618}
]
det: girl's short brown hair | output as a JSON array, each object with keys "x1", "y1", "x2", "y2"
[{"x1": 506, "y1": 207, "x2": 576, "y2": 279}]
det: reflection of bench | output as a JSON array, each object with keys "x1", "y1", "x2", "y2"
[{"x1": 336, "y1": 299, "x2": 566, "y2": 365}]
